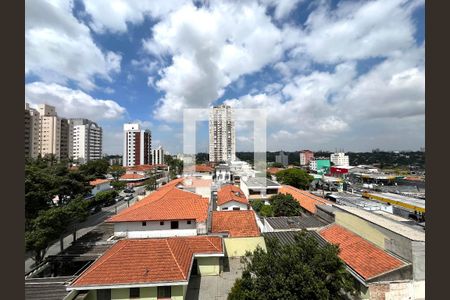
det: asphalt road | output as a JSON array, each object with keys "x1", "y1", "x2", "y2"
[{"x1": 25, "y1": 186, "x2": 147, "y2": 274}]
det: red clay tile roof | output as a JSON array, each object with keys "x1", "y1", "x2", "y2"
[
  {"x1": 217, "y1": 185, "x2": 248, "y2": 206},
  {"x1": 119, "y1": 173, "x2": 146, "y2": 180},
  {"x1": 107, "y1": 178, "x2": 208, "y2": 223},
  {"x1": 279, "y1": 185, "x2": 333, "y2": 214},
  {"x1": 70, "y1": 236, "x2": 223, "y2": 288},
  {"x1": 212, "y1": 211, "x2": 260, "y2": 237},
  {"x1": 195, "y1": 164, "x2": 214, "y2": 173},
  {"x1": 89, "y1": 179, "x2": 111, "y2": 186},
  {"x1": 181, "y1": 178, "x2": 213, "y2": 188},
  {"x1": 319, "y1": 224, "x2": 406, "y2": 280}
]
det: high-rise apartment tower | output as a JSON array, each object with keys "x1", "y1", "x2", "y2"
[{"x1": 209, "y1": 105, "x2": 236, "y2": 162}]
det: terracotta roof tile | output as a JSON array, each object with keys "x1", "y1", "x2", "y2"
[
  {"x1": 119, "y1": 173, "x2": 146, "y2": 180},
  {"x1": 267, "y1": 167, "x2": 285, "y2": 175},
  {"x1": 107, "y1": 178, "x2": 208, "y2": 223},
  {"x1": 319, "y1": 224, "x2": 406, "y2": 280},
  {"x1": 279, "y1": 185, "x2": 333, "y2": 213},
  {"x1": 70, "y1": 236, "x2": 223, "y2": 287},
  {"x1": 212, "y1": 211, "x2": 260, "y2": 237},
  {"x1": 195, "y1": 164, "x2": 214, "y2": 173},
  {"x1": 217, "y1": 185, "x2": 248, "y2": 206},
  {"x1": 89, "y1": 179, "x2": 111, "y2": 186}
]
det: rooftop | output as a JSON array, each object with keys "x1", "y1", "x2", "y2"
[
  {"x1": 107, "y1": 178, "x2": 209, "y2": 223},
  {"x1": 217, "y1": 185, "x2": 248, "y2": 206},
  {"x1": 69, "y1": 236, "x2": 223, "y2": 289},
  {"x1": 243, "y1": 177, "x2": 280, "y2": 188},
  {"x1": 334, "y1": 205, "x2": 425, "y2": 241},
  {"x1": 89, "y1": 178, "x2": 110, "y2": 186},
  {"x1": 263, "y1": 230, "x2": 327, "y2": 247},
  {"x1": 25, "y1": 276, "x2": 75, "y2": 300},
  {"x1": 212, "y1": 211, "x2": 260, "y2": 237},
  {"x1": 181, "y1": 177, "x2": 213, "y2": 188},
  {"x1": 266, "y1": 167, "x2": 285, "y2": 175},
  {"x1": 319, "y1": 224, "x2": 409, "y2": 281},
  {"x1": 264, "y1": 215, "x2": 326, "y2": 230},
  {"x1": 279, "y1": 185, "x2": 333, "y2": 214},
  {"x1": 119, "y1": 173, "x2": 147, "y2": 180},
  {"x1": 364, "y1": 192, "x2": 425, "y2": 210},
  {"x1": 125, "y1": 164, "x2": 167, "y2": 172}
]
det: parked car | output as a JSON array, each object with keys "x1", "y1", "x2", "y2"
[
  {"x1": 90, "y1": 206, "x2": 101, "y2": 214},
  {"x1": 124, "y1": 195, "x2": 134, "y2": 201},
  {"x1": 114, "y1": 196, "x2": 124, "y2": 203},
  {"x1": 123, "y1": 188, "x2": 135, "y2": 194}
]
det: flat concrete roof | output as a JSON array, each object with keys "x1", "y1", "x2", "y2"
[
  {"x1": 334, "y1": 205, "x2": 425, "y2": 242},
  {"x1": 243, "y1": 177, "x2": 280, "y2": 188},
  {"x1": 366, "y1": 192, "x2": 425, "y2": 209}
]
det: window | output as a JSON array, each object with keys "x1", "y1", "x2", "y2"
[
  {"x1": 171, "y1": 221, "x2": 179, "y2": 229},
  {"x1": 222, "y1": 207, "x2": 228, "y2": 210},
  {"x1": 97, "y1": 289, "x2": 111, "y2": 300},
  {"x1": 157, "y1": 286, "x2": 171, "y2": 299},
  {"x1": 130, "y1": 288, "x2": 140, "y2": 298},
  {"x1": 160, "y1": 221, "x2": 164, "y2": 226},
  {"x1": 142, "y1": 221, "x2": 147, "y2": 226},
  {"x1": 187, "y1": 220, "x2": 192, "y2": 225},
  {"x1": 232, "y1": 207, "x2": 240, "y2": 211}
]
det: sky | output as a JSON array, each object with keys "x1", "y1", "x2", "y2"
[{"x1": 25, "y1": 0, "x2": 425, "y2": 155}]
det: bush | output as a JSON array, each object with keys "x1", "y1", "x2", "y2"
[
  {"x1": 259, "y1": 205, "x2": 274, "y2": 217},
  {"x1": 270, "y1": 194, "x2": 302, "y2": 217},
  {"x1": 275, "y1": 168, "x2": 314, "y2": 190},
  {"x1": 250, "y1": 199, "x2": 265, "y2": 212}
]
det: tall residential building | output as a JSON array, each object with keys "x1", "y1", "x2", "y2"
[
  {"x1": 123, "y1": 123, "x2": 152, "y2": 167},
  {"x1": 24, "y1": 104, "x2": 32, "y2": 158},
  {"x1": 152, "y1": 146, "x2": 165, "y2": 165},
  {"x1": 299, "y1": 150, "x2": 314, "y2": 166},
  {"x1": 38, "y1": 104, "x2": 61, "y2": 159},
  {"x1": 209, "y1": 105, "x2": 236, "y2": 162},
  {"x1": 70, "y1": 118, "x2": 103, "y2": 164},
  {"x1": 330, "y1": 152, "x2": 349, "y2": 167},
  {"x1": 275, "y1": 150, "x2": 289, "y2": 166},
  {"x1": 60, "y1": 118, "x2": 72, "y2": 160}
]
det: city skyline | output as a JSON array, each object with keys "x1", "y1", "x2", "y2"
[{"x1": 25, "y1": 0, "x2": 425, "y2": 154}]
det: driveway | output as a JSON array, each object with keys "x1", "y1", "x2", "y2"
[{"x1": 186, "y1": 257, "x2": 244, "y2": 300}]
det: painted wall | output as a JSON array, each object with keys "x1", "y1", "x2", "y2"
[
  {"x1": 218, "y1": 201, "x2": 248, "y2": 211},
  {"x1": 335, "y1": 211, "x2": 425, "y2": 281},
  {"x1": 114, "y1": 220, "x2": 197, "y2": 238},
  {"x1": 224, "y1": 237, "x2": 266, "y2": 257},
  {"x1": 196, "y1": 257, "x2": 220, "y2": 276},
  {"x1": 81, "y1": 286, "x2": 186, "y2": 300}
]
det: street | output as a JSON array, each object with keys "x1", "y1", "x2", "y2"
[{"x1": 25, "y1": 186, "x2": 147, "y2": 274}]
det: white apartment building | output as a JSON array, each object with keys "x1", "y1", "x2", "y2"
[
  {"x1": 330, "y1": 152, "x2": 350, "y2": 166},
  {"x1": 25, "y1": 103, "x2": 41, "y2": 158},
  {"x1": 152, "y1": 146, "x2": 165, "y2": 165},
  {"x1": 209, "y1": 105, "x2": 236, "y2": 162},
  {"x1": 37, "y1": 104, "x2": 61, "y2": 159},
  {"x1": 70, "y1": 119, "x2": 102, "y2": 164},
  {"x1": 123, "y1": 123, "x2": 152, "y2": 167}
]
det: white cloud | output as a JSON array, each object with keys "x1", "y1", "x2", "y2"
[
  {"x1": 25, "y1": 0, "x2": 122, "y2": 90},
  {"x1": 81, "y1": 0, "x2": 189, "y2": 33},
  {"x1": 142, "y1": 1, "x2": 284, "y2": 121},
  {"x1": 289, "y1": 0, "x2": 422, "y2": 65},
  {"x1": 130, "y1": 120, "x2": 153, "y2": 129},
  {"x1": 261, "y1": 0, "x2": 304, "y2": 20},
  {"x1": 25, "y1": 82, "x2": 126, "y2": 120}
]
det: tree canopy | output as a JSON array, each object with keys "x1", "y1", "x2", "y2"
[
  {"x1": 228, "y1": 231, "x2": 359, "y2": 300},
  {"x1": 108, "y1": 165, "x2": 126, "y2": 181},
  {"x1": 275, "y1": 168, "x2": 314, "y2": 190},
  {"x1": 78, "y1": 159, "x2": 109, "y2": 179},
  {"x1": 269, "y1": 193, "x2": 302, "y2": 217}
]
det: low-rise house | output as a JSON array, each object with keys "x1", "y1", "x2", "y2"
[
  {"x1": 89, "y1": 179, "x2": 111, "y2": 196},
  {"x1": 212, "y1": 211, "x2": 265, "y2": 257},
  {"x1": 240, "y1": 177, "x2": 280, "y2": 202},
  {"x1": 177, "y1": 177, "x2": 213, "y2": 200},
  {"x1": 214, "y1": 164, "x2": 232, "y2": 185},
  {"x1": 67, "y1": 236, "x2": 224, "y2": 300},
  {"x1": 107, "y1": 179, "x2": 209, "y2": 238},
  {"x1": 216, "y1": 184, "x2": 249, "y2": 211},
  {"x1": 279, "y1": 185, "x2": 333, "y2": 214}
]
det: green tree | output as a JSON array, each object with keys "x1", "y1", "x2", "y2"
[
  {"x1": 269, "y1": 194, "x2": 302, "y2": 217},
  {"x1": 228, "y1": 231, "x2": 359, "y2": 300},
  {"x1": 79, "y1": 159, "x2": 109, "y2": 179},
  {"x1": 108, "y1": 165, "x2": 126, "y2": 181},
  {"x1": 250, "y1": 199, "x2": 264, "y2": 213},
  {"x1": 93, "y1": 190, "x2": 118, "y2": 207},
  {"x1": 110, "y1": 180, "x2": 126, "y2": 191},
  {"x1": 259, "y1": 205, "x2": 274, "y2": 217},
  {"x1": 275, "y1": 168, "x2": 314, "y2": 190}
]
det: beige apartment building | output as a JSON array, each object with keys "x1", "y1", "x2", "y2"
[
  {"x1": 209, "y1": 104, "x2": 236, "y2": 162},
  {"x1": 37, "y1": 104, "x2": 61, "y2": 159}
]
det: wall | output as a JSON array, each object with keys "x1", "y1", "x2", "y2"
[
  {"x1": 218, "y1": 201, "x2": 248, "y2": 211},
  {"x1": 224, "y1": 237, "x2": 266, "y2": 257},
  {"x1": 114, "y1": 220, "x2": 197, "y2": 238},
  {"x1": 335, "y1": 210, "x2": 425, "y2": 281},
  {"x1": 92, "y1": 183, "x2": 111, "y2": 196},
  {"x1": 81, "y1": 286, "x2": 186, "y2": 300},
  {"x1": 368, "y1": 280, "x2": 425, "y2": 300},
  {"x1": 196, "y1": 257, "x2": 220, "y2": 276}
]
